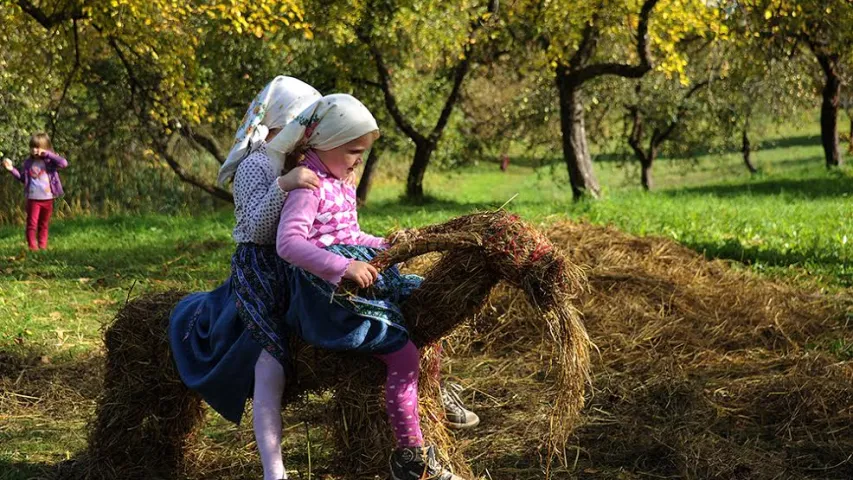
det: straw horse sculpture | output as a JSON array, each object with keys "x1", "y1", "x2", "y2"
[{"x1": 69, "y1": 211, "x2": 590, "y2": 479}]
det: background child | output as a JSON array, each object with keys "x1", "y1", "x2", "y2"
[
  {"x1": 2, "y1": 132, "x2": 68, "y2": 250},
  {"x1": 273, "y1": 94, "x2": 466, "y2": 480}
]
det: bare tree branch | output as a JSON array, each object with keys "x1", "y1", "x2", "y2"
[
  {"x1": 352, "y1": 77, "x2": 383, "y2": 89},
  {"x1": 180, "y1": 125, "x2": 228, "y2": 165},
  {"x1": 628, "y1": 77, "x2": 713, "y2": 164},
  {"x1": 50, "y1": 18, "x2": 81, "y2": 136},
  {"x1": 430, "y1": 48, "x2": 473, "y2": 142},
  {"x1": 357, "y1": 32, "x2": 427, "y2": 144},
  {"x1": 627, "y1": 105, "x2": 646, "y2": 164},
  {"x1": 157, "y1": 133, "x2": 234, "y2": 203},
  {"x1": 568, "y1": 0, "x2": 660, "y2": 84},
  {"x1": 430, "y1": 0, "x2": 499, "y2": 142},
  {"x1": 653, "y1": 79, "x2": 711, "y2": 144},
  {"x1": 16, "y1": 0, "x2": 85, "y2": 29},
  {"x1": 569, "y1": 4, "x2": 604, "y2": 70}
]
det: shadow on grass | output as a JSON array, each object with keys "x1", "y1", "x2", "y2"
[
  {"x1": 422, "y1": 134, "x2": 827, "y2": 170},
  {"x1": 593, "y1": 134, "x2": 826, "y2": 164},
  {"x1": 0, "y1": 348, "x2": 103, "y2": 399},
  {"x1": 757, "y1": 134, "x2": 824, "y2": 150},
  {"x1": 663, "y1": 173, "x2": 852, "y2": 199},
  {"x1": 491, "y1": 155, "x2": 560, "y2": 169},
  {"x1": 0, "y1": 459, "x2": 55, "y2": 480},
  {"x1": 748, "y1": 154, "x2": 827, "y2": 171},
  {"x1": 1, "y1": 349, "x2": 102, "y2": 480},
  {"x1": 1, "y1": 239, "x2": 231, "y2": 285},
  {"x1": 682, "y1": 239, "x2": 851, "y2": 287},
  {"x1": 360, "y1": 196, "x2": 510, "y2": 218}
]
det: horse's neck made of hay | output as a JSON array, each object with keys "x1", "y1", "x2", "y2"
[{"x1": 284, "y1": 211, "x2": 591, "y2": 474}]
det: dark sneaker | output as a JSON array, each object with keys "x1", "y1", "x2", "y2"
[
  {"x1": 389, "y1": 446, "x2": 465, "y2": 480},
  {"x1": 441, "y1": 382, "x2": 480, "y2": 430}
]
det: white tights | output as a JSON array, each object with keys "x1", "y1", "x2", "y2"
[{"x1": 253, "y1": 350, "x2": 287, "y2": 480}]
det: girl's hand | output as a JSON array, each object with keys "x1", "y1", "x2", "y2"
[
  {"x1": 2, "y1": 158, "x2": 12, "y2": 171},
  {"x1": 344, "y1": 261, "x2": 379, "y2": 288},
  {"x1": 33, "y1": 148, "x2": 47, "y2": 158},
  {"x1": 278, "y1": 166, "x2": 320, "y2": 192}
]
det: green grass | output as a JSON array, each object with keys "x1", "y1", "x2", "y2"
[{"x1": 0, "y1": 128, "x2": 851, "y2": 478}]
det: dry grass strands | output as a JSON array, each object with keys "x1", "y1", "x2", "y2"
[{"x1": 479, "y1": 221, "x2": 852, "y2": 478}]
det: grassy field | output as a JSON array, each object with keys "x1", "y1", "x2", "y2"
[{"x1": 1, "y1": 128, "x2": 851, "y2": 479}]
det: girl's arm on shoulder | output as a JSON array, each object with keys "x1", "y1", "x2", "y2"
[
  {"x1": 276, "y1": 188, "x2": 352, "y2": 285},
  {"x1": 43, "y1": 151, "x2": 68, "y2": 168}
]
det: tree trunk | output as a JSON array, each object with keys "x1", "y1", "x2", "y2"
[
  {"x1": 815, "y1": 53, "x2": 843, "y2": 168},
  {"x1": 641, "y1": 149, "x2": 655, "y2": 191},
  {"x1": 556, "y1": 69, "x2": 601, "y2": 200},
  {"x1": 405, "y1": 141, "x2": 435, "y2": 201},
  {"x1": 627, "y1": 103, "x2": 656, "y2": 191},
  {"x1": 742, "y1": 124, "x2": 758, "y2": 174},
  {"x1": 356, "y1": 143, "x2": 382, "y2": 205}
]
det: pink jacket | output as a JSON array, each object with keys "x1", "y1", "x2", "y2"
[
  {"x1": 276, "y1": 151, "x2": 385, "y2": 285},
  {"x1": 9, "y1": 151, "x2": 69, "y2": 198}
]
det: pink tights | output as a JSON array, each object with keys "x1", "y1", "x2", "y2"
[{"x1": 375, "y1": 340, "x2": 424, "y2": 447}]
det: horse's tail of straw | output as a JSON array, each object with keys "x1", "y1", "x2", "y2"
[
  {"x1": 542, "y1": 301, "x2": 592, "y2": 470},
  {"x1": 351, "y1": 212, "x2": 592, "y2": 473}
]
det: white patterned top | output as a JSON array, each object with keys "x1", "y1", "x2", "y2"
[{"x1": 231, "y1": 144, "x2": 287, "y2": 245}]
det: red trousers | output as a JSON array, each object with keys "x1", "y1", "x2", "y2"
[{"x1": 25, "y1": 199, "x2": 54, "y2": 250}]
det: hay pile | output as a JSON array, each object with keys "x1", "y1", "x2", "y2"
[
  {"x1": 73, "y1": 211, "x2": 591, "y2": 479},
  {"x1": 469, "y1": 221, "x2": 852, "y2": 479},
  {"x1": 64, "y1": 212, "x2": 851, "y2": 479}
]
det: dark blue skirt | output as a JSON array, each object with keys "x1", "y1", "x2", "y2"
[
  {"x1": 169, "y1": 279, "x2": 261, "y2": 423},
  {"x1": 169, "y1": 244, "x2": 292, "y2": 424},
  {"x1": 282, "y1": 244, "x2": 421, "y2": 355}
]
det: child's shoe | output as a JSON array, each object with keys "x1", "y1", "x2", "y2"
[
  {"x1": 441, "y1": 382, "x2": 480, "y2": 430},
  {"x1": 389, "y1": 446, "x2": 465, "y2": 480}
]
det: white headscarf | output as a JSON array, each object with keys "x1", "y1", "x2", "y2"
[
  {"x1": 217, "y1": 76, "x2": 321, "y2": 186},
  {"x1": 266, "y1": 94, "x2": 379, "y2": 162}
]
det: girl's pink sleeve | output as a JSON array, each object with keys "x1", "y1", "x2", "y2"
[
  {"x1": 355, "y1": 231, "x2": 388, "y2": 249},
  {"x1": 276, "y1": 188, "x2": 351, "y2": 285},
  {"x1": 9, "y1": 164, "x2": 23, "y2": 181},
  {"x1": 44, "y1": 151, "x2": 68, "y2": 168}
]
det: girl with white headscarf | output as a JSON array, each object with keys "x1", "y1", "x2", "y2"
[
  {"x1": 170, "y1": 76, "x2": 325, "y2": 480},
  {"x1": 272, "y1": 94, "x2": 467, "y2": 480},
  {"x1": 223, "y1": 75, "x2": 323, "y2": 245}
]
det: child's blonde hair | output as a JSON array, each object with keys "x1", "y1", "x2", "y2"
[{"x1": 30, "y1": 132, "x2": 53, "y2": 152}]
